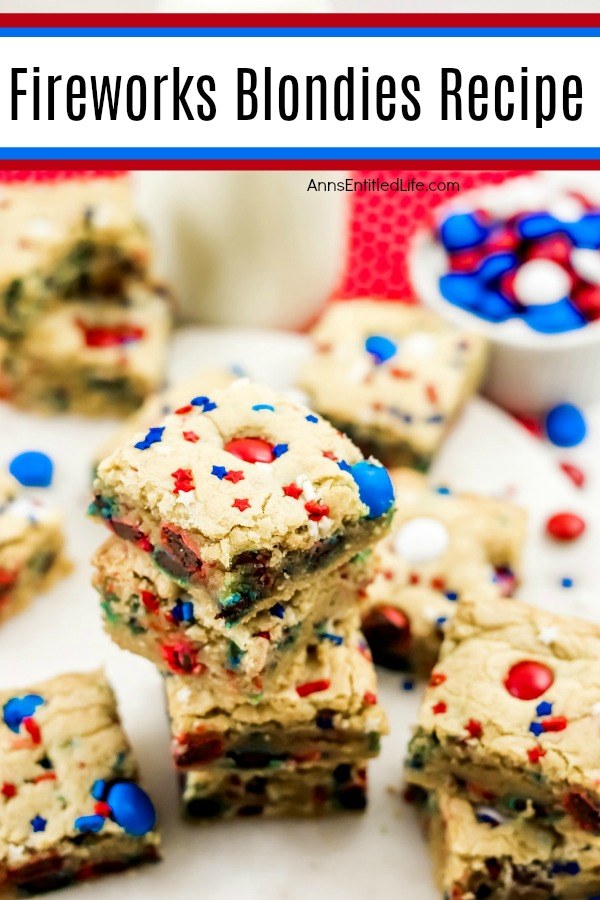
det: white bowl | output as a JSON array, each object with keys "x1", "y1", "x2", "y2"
[{"x1": 409, "y1": 173, "x2": 600, "y2": 414}]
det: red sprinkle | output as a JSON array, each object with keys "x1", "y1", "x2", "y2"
[
  {"x1": 541, "y1": 716, "x2": 568, "y2": 733},
  {"x1": 1, "y1": 782, "x2": 16, "y2": 799},
  {"x1": 172, "y1": 468, "x2": 195, "y2": 494},
  {"x1": 425, "y1": 384, "x2": 438, "y2": 404},
  {"x1": 94, "y1": 801, "x2": 112, "y2": 818},
  {"x1": 546, "y1": 512, "x2": 586, "y2": 542},
  {"x1": 296, "y1": 679, "x2": 331, "y2": 698},
  {"x1": 283, "y1": 483, "x2": 303, "y2": 499},
  {"x1": 175, "y1": 405, "x2": 193, "y2": 415},
  {"x1": 430, "y1": 576, "x2": 446, "y2": 591},
  {"x1": 408, "y1": 572, "x2": 420, "y2": 585},
  {"x1": 514, "y1": 415, "x2": 543, "y2": 439},
  {"x1": 504, "y1": 660, "x2": 554, "y2": 701},
  {"x1": 183, "y1": 431, "x2": 200, "y2": 443},
  {"x1": 77, "y1": 321, "x2": 144, "y2": 348},
  {"x1": 432, "y1": 701, "x2": 447, "y2": 715},
  {"x1": 363, "y1": 691, "x2": 377, "y2": 706},
  {"x1": 161, "y1": 641, "x2": 205, "y2": 676},
  {"x1": 560, "y1": 462, "x2": 585, "y2": 489},
  {"x1": 224, "y1": 470, "x2": 244, "y2": 484},
  {"x1": 22, "y1": 717, "x2": 41, "y2": 745},
  {"x1": 232, "y1": 498, "x2": 251, "y2": 512},
  {"x1": 136, "y1": 536, "x2": 153, "y2": 553},
  {"x1": 304, "y1": 500, "x2": 330, "y2": 521},
  {"x1": 465, "y1": 719, "x2": 483, "y2": 739},
  {"x1": 429, "y1": 672, "x2": 447, "y2": 687},
  {"x1": 141, "y1": 590, "x2": 159, "y2": 613},
  {"x1": 527, "y1": 746, "x2": 547, "y2": 764}
]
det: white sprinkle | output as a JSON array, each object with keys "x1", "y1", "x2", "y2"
[
  {"x1": 538, "y1": 626, "x2": 559, "y2": 645},
  {"x1": 296, "y1": 474, "x2": 316, "y2": 501}
]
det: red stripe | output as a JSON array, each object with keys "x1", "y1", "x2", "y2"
[
  {"x1": 0, "y1": 160, "x2": 595, "y2": 172},
  {"x1": 0, "y1": 13, "x2": 599, "y2": 27}
]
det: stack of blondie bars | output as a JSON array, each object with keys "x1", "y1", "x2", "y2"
[
  {"x1": 0, "y1": 172, "x2": 171, "y2": 415},
  {"x1": 405, "y1": 596, "x2": 600, "y2": 898},
  {"x1": 90, "y1": 379, "x2": 394, "y2": 819}
]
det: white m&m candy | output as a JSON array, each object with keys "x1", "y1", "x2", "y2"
[
  {"x1": 513, "y1": 259, "x2": 571, "y2": 307},
  {"x1": 571, "y1": 248, "x2": 600, "y2": 286},
  {"x1": 394, "y1": 516, "x2": 450, "y2": 564}
]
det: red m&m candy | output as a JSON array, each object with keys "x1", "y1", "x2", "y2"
[
  {"x1": 504, "y1": 660, "x2": 554, "y2": 700},
  {"x1": 225, "y1": 437, "x2": 275, "y2": 464},
  {"x1": 546, "y1": 512, "x2": 586, "y2": 542}
]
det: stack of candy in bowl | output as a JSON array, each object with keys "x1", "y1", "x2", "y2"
[{"x1": 438, "y1": 193, "x2": 600, "y2": 334}]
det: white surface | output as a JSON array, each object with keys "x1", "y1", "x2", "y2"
[{"x1": 0, "y1": 327, "x2": 596, "y2": 900}]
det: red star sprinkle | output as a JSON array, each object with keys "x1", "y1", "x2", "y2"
[
  {"x1": 141, "y1": 590, "x2": 159, "y2": 613},
  {"x1": 172, "y1": 468, "x2": 195, "y2": 494},
  {"x1": 1, "y1": 782, "x2": 16, "y2": 799},
  {"x1": 22, "y1": 717, "x2": 41, "y2": 745},
  {"x1": 305, "y1": 500, "x2": 330, "y2": 521},
  {"x1": 429, "y1": 672, "x2": 447, "y2": 687},
  {"x1": 432, "y1": 701, "x2": 447, "y2": 715},
  {"x1": 183, "y1": 431, "x2": 200, "y2": 443},
  {"x1": 541, "y1": 716, "x2": 568, "y2": 733},
  {"x1": 363, "y1": 691, "x2": 377, "y2": 705},
  {"x1": 232, "y1": 498, "x2": 251, "y2": 512},
  {"x1": 322, "y1": 450, "x2": 338, "y2": 461},
  {"x1": 175, "y1": 405, "x2": 193, "y2": 415},
  {"x1": 465, "y1": 719, "x2": 483, "y2": 739},
  {"x1": 283, "y1": 483, "x2": 303, "y2": 499},
  {"x1": 527, "y1": 746, "x2": 547, "y2": 764},
  {"x1": 296, "y1": 679, "x2": 331, "y2": 697},
  {"x1": 224, "y1": 470, "x2": 244, "y2": 484}
]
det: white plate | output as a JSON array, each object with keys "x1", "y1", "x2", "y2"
[{"x1": 0, "y1": 327, "x2": 595, "y2": 900}]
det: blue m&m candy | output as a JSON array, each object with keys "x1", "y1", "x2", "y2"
[
  {"x1": 104, "y1": 781, "x2": 157, "y2": 837},
  {"x1": 349, "y1": 461, "x2": 395, "y2": 519},
  {"x1": 545, "y1": 403, "x2": 587, "y2": 448},
  {"x1": 9, "y1": 452, "x2": 54, "y2": 488},
  {"x1": 440, "y1": 212, "x2": 489, "y2": 252},
  {"x1": 365, "y1": 335, "x2": 397, "y2": 365},
  {"x1": 523, "y1": 299, "x2": 586, "y2": 335}
]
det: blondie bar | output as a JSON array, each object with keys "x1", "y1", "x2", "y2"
[
  {"x1": 297, "y1": 300, "x2": 487, "y2": 469},
  {"x1": 0, "y1": 173, "x2": 150, "y2": 337},
  {"x1": 406, "y1": 597, "x2": 600, "y2": 833},
  {"x1": 90, "y1": 380, "x2": 394, "y2": 622},
  {"x1": 0, "y1": 671, "x2": 159, "y2": 895},
  {"x1": 0, "y1": 472, "x2": 69, "y2": 625},
  {"x1": 167, "y1": 621, "x2": 387, "y2": 770},
  {"x1": 361, "y1": 470, "x2": 526, "y2": 675},
  {"x1": 418, "y1": 788, "x2": 600, "y2": 899},
  {"x1": 181, "y1": 762, "x2": 368, "y2": 820},
  {"x1": 0, "y1": 286, "x2": 171, "y2": 416},
  {"x1": 92, "y1": 535, "x2": 368, "y2": 692}
]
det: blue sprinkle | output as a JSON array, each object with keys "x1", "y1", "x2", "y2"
[
  {"x1": 306, "y1": 414, "x2": 318, "y2": 423},
  {"x1": 270, "y1": 603, "x2": 285, "y2": 619},
  {"x1": 134, "y1": 426, "x2": 164, "y2": 451},
  {"x1": 435, "y1": 616, "x2": 448, "y2": 626},
  {"x1": 561, "y1": 577, "x2": 574, "y2": 589},
  {"x1": 272, "y1": 444, "x2": 288, "y2": 458},
  {"x1": 365, "y1": 334, "x2": 398, "y2": 365},
  {"x1": 229, "y1": 364, "x2": 247, "y2": 377},
  {"x1": 211, "y1": 465, "x2": 228, "y2": 480},
  {"x1": 529, "y1": 722, "x2": 543, "y2": 737},
  {"x1": 3, "y1": 694, "x2": 44, "y2": 733},
  {"x1": 445, "y1": 591, "x2": 459, "y2": 602},
  {"x1": 9, "y1": 451, "x2": 54, "y2": 488},
  {"x1": 228, "y1": 641, "x2": 245, "y2": 669},
  {"x1": 402, "y1": 678, "x2": 415, "y2": 691},
  {"x1": 30, "y1": 815, "x2": 47, "y2": 832},
  {"x1": 436, "y1": 486, "x2": 451, "y2": 495},
  {"x1": 316, "y1": 713, "x2": 334, "y2": 729},
  {"x1": 545, "y1": 403, "x2": 587, "y2": 448},
  {"x1": 91, "y1": 779, "x2": 107, "y2": 801},
  {"x1": 427, "y1": 415, "x2": 445, "y2": 424},
  {"x1": 191, "y1": 396, "x2": 217, "y2": 412},
  {"x1": 172, "y1": 599, "x2": 194, "y2": 623},
  {"x1": 536, "y1": 701, "x2": 553, "y2": 717},
  {"x1": 74, "y1": 814, "x2": 105, "y2": 833},
  {"x1": 564, "y1": 861, "x2": 581, "y2": 875},
  {"x1": 319, "y1": 632, "x2": 344, "y2": 646},
  {"x1": 252, "y1": 404, "x2": 275, "y2": 412}
]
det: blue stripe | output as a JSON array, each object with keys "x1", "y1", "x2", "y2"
[
  {"x1": 0, "y1": 27, "x2": 599, "y2": 37},
  {"x1": 0, "y1": 147, "x2": 598, "y2": 160}
]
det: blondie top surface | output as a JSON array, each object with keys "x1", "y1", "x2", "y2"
[
  {"x1": 0, "y1": 174, "x2": 148, "y2": 290},
  {"x1": 424, "y1": 788, "x2": 600, "y2": 900},
  {"x1": 0, "y1": 671, "x2": 158, "y2": 874},
  {"x1": 408, "y1": 597, "x2": 600, "y2": 826},
  {"x1": 297, "y1": 300, "x2": 487, "y2": 456},
  {"x1": 361, "y1": 468, "x2": 526, "y2": 673},
  {"x1": 0, "y1": 471, "x2": 62, "y2": 549},
  {"x1": 92, "y1": 379, "x2": 395, "y2": 570}
]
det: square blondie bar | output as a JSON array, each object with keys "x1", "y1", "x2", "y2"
[
  {"x1": 0, "y1": 173, "x2": 150, "y2": 337},
  {"x1": 90, "y1": 380, "x2": 394, "y2": 622},
  {"x1": 166, "y1": 620, "x2": 387, "y2": 771},
  {"x1": 361, "y1": 469, "x2": 526, "y2": 675},
  {"x1": 181, "y1": 761, "x2": 368, "y2": 820},
  {"x1": 406, "y1": 597, "x2": 600, "y2": 834},
  {"x1": 0, "y1": 473, "x2": 69, "y2": 625},
  {"x1": 0, "y1": 286, "x2": 171, "y2": 416},
  {"x1": 93, "y1": 535, "x2": 368, "y2": 693},
  {"x1": 297, "y1": 300, "x2": 487, "y2": 469},
  {"x1": 0, "y1": 671, "x2": 159, "y2": 895}
]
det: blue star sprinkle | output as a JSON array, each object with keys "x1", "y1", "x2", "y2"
[
  {"x1": 3, "y1": 694, "x2": 44, "y2": 733},
  {"x1": 211, "y1": 465, "x2": 228, "y2": 480},
  {"x1": 272, "y1": 444, "x2": 288, "y2": 458},
  {"x1": 529, "y1": 722, "x2": 544, "y2": 737},
  {"x1": 270, "y1": 603, "x2": 285, "y2": 619},
  {"x1": 306, "y1": 414, "x2": 319, "y2": 423},
  {"x1": 191, "y1": 396, "x2": 217, "y2": 412},
  {"x1": 30, "y1": 815, "x2": 47, "y2": 832},
  {"x1": 536, "y1": 701, "x2": 553, "y2": 717},
  {"x1": 134, "y1": 427, "x2": 164, "y2": 451}
]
